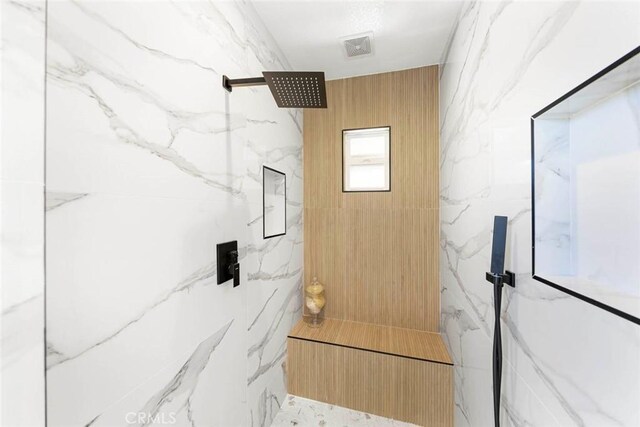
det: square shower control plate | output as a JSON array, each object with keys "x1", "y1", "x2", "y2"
[{"x1": 216, "y1": 240, "x2": 238, "y2": 285}]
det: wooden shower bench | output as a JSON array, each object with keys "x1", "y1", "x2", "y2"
[{"x1": 287, "y1": 318, "x2": 453, "y2": 426}]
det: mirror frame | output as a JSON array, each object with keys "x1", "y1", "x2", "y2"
[
  {"x1": 263, "y1": 165, "x2": 287, "y2": 239},
  {"x1": 530, "y1": 45, "x2": 640, "y2": 325}
]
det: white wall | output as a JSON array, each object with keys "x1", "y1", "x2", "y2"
[
  {"x1": 5, "y1": 0, "x2": 303, "y2": 425},
  {"x1": 440, "y1": 1, "x2": 640, "y2": 426},
  {"x1": 0, "y1": 0, "x2": 46, "y2": 425},
  {"x1": 571, "y1": 85, "x2": 640, "y2": 301},
  {"x1": 533, "y1": 117, "x2": 571, "y2": 277}
]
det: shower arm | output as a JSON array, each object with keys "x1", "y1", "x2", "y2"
[{"x1": 222, "y1": 75, "x2": 267, "y2": 93}]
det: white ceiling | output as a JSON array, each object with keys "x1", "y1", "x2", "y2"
[{"x1": 251, "y1": 0, "x2": 462, "y2": 80}]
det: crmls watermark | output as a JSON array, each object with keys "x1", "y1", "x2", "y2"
[{"x1": 125, "y1": 412, "x2": 177, "y2": 425}]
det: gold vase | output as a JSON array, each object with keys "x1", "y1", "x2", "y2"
[{"x1": 304, "y1": 277, "x2": 325, "y2": 327}]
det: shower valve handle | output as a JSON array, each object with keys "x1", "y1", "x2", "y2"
[
  {"x1": 216, "y1": 241, "x2": 239, "y2": 287},
  {"x1": 228, "y1": 250, "x2": 240, "y2": 288}
]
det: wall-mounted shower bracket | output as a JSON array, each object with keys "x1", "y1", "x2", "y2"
[
  {"x1": 485, "y1": 271, "x2": 516, "y2": 288},
  {"x1": 222, "y1": 75, "x2": 267, "y2": 93}
]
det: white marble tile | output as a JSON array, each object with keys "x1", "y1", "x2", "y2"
[
  {"x1": 0, "y1": 0, "x2": 46, "y2": 184},
  {"x1": 44, "y1": 0, "x2": 302, "y2": 425},
  {"x1": 45, "y1": 193, "x2": 249, "y2": 425},
  {"x1": 1, "y1": 183, "x2": 45, "y2": 422},
  {"x1": 272, "y1": 395, "x2": 418, "y2": 427},
  {"x1": 440, "y1": 1, "x2": 640, "y2": 426},
  {"x1": 1, "y1": 0, "x2": 47, "y2": 424},
  {"x1": 1, "y1": 182, "x2": 45, "y2": 308},
  {"x1": 246, "y1": 195, "x2": 303, "y2": 427},
  {"x1": 87, "y1": 320, "x2": 243, "y2": 427},
  {"x1": 0, "y1": 188, "x2": 46, "y2": 427}
]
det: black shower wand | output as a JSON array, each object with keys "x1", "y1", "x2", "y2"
[{"x1": 485, "y1": 215, "x2": 515, "y2": 427}]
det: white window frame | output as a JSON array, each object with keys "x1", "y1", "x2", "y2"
[{"x1": 342, "y1": 126, "x2": 390, "y2": 192}]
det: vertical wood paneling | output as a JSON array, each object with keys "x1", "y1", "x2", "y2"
[
  {"x1": 392, "y1": 355, "x2": 453, "y2": 426},
  {"x1": 304, "y1": 208, "x2": 346, "y2": 319},
  {"x1": 288, "y1": 337, "x2": 453, "y2": 426},
  {"x1": 304, "y1": 65, "x2": 440, "y2": 331}
]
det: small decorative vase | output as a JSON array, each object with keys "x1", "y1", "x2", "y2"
[{"x1": 304, "y1": 277, "x2": 325, "y2": 327}]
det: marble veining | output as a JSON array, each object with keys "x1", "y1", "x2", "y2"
[
  {"x1": 46, "y1": 191, "x2": 90, "y2": 211},
  {"x1": 440, "y1": 1, "x2": 640, "y2": 426},
  {"x1": 45, "y1": 0, "x2": 302, "y2": 426},
  {"x1": 45, "y1": 260, "x2": 219, "y2": 370},
  {"x1": 135, "y1": 321, "x2": 234, "y2": 426}
]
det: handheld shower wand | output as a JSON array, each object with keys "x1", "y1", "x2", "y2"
[{"x1": 485, "y1": 216, "x2": 515, "y2": 427}]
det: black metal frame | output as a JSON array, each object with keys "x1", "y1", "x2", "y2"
[
  {"x1": 263, "y1": 165, "x2": 287, "y2": 239},
  {"x1": 531, "y1": 45, "x2": 640, "y2": 326},
  {"x1": 341, "y1": 126, "x2": 392, "y2": 193},
  {"x1": 222, "y1": 75, "x2": 267, "y2": 92}
]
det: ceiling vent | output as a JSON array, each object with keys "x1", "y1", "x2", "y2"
[{"x1": 341, "y1": 32, "x2": 374, "y2": 59}]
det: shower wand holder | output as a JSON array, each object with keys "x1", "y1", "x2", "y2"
[{"x1": 485, "y1": 271, "x2": 516, "y2": 288}]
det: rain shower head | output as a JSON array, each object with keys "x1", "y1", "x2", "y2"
[{"x1": 222, "y1": 71, "x2": 327, "y2": 109}]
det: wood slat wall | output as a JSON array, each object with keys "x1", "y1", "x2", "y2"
[
  {"x1": 303, "y1": 66, "x2": 440, "y2": 331},
  {"x1": 287, "y1": 337, "x2": 453, "y2": 426}
]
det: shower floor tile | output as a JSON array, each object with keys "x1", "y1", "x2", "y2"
[{"x1": 271, "y1": 395, "x2": 418, "y2": 427}]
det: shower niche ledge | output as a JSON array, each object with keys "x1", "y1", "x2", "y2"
[{"x1": 287, "y1": 318, "x2": 453, "y2": 426}]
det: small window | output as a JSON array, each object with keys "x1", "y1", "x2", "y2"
[{"x1": 343, "y1": 127, "x2": 390, "y2": 192}]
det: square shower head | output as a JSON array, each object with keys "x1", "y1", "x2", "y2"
[{"x1": 262, "y1": 71, "x2": 327, "y2": 109}]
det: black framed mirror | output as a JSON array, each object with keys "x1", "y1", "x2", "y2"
[
  {"x1": 531, "y1": 46, "x2": 640, "y2": 325},
  {"x1": 263, "y1": 166, "x2": 286, "y2": 239}
]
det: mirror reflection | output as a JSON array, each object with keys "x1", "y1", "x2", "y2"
[{"x1": 263, "y1": 166, "x2": 286, "y2": 238}]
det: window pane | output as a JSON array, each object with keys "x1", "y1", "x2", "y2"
[
  {"x1": 349, "y1": 165, "x2": 385, "y2": 189},
  {"x1": 349, "y1": 135, "x2": 386, "y2": 157},
  {"x1": 343, "y1": 126, "x2": 390, "y2": 192}
]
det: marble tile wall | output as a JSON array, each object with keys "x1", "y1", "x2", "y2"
[
  {"x1": 439, "y1": 1, "x2": 640, "y2": 426},
  {"x1": 0, "y1": 0, "x2": 46, "y2": 425},
  {"x1": 44, "y1": 1, "x2": 302, "y2": 426}
]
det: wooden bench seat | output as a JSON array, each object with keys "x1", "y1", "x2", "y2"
[
  {"x1": 289, "y1": 318, "x2": 452, "y2": 365},
  {"x1": 287, "y1": 318, "x2": 453, "y2": 426}
]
